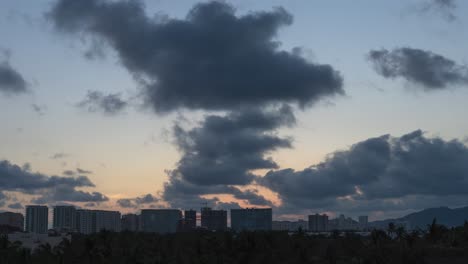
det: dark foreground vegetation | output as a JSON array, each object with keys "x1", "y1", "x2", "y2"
[{"x1": 2, "y1": 220, "x2": 468, "y2": 264}]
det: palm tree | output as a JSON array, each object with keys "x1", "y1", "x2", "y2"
[
  {"x1": 388, "y1": 222, "x2": 396, "y2": 239},
  {"x1": 395, "y1": 226, "x2": 407, "y2": 242}
]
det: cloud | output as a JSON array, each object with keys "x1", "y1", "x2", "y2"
[
  {"x1": 368, "y1": 47, "x2": 468, "y2": 90},
  {"x1": 50, "y1": 153, "x2": 69, "y2": 159},
  {"x1": 260, "y1": 130, "x2": 468, "y2": 214},
  {"x1": 63, "y1": 168, "x2": 93, "y2": 176},
  {"x1": 77, "y1": 90, "x2": 128, "y2": 115},
  {"x1": 32, "y1": 186, "x2": 109, "y2": 203},
  {"x1": 0, "y1": 160, "x2": 108, "y2": 203},
  {"x1": 62, "y1": 170, "x2": 75, "y2": 176},
  {"x1": 229, "y1": 188, "x2": 273, "y2": 206},
  {"x1": 7, "y1": 202, "x2": 24, "y2": 210},
  {"x1": 0, "y1": 60, "x2": 28, "y2": 95},
  {"x1": 76, "y1": 168, "x2": 93, "y2": 174},
  {"x1": 116, "y1": 193, "x2": 158, "y2": 208},
  {"x1": 168, "y1": 106, "x2": 295, "y2": 187},
  {"x1": 31, "y1": 104, "x2": 47, "y2": 116},
  {"x1": 419, "y1": 0, "x2": 458, "y2": 22},
  {"x1": 49, "y1": 0, "x2": 343, "y2": 113},
  {"x1": 48, "y1": 0, "x2": 344, "y2": 210}
]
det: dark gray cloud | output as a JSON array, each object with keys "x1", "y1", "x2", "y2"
[
  {"x1": 48, "y1": 0, "x2": 344, "y2": 210},
  {"x1": 0, "y1": 60, "x2": 28, "y2": 95},
  {"x1": 63, "y1": 168, "x2": 93, "y2": 176},
  {"x1": 62, "y1": 170, "x2": 75, "y2": 176},
  {"x1": 116, "y1": 193, "x2": 158, "y2": 208},
  {"x1": 0, "y1": 160, "x2": 108, "y2": 203},
  {"x1": 76, "y1": 168, "x2": 92, "y2": 174},
  {"x1": 50, "y1": 152, "x2": 69, "y2": 159},
  {"x1": 7, "y1": 202, "x2": 23, "y2": 210},
  {"x1": 31, "y1": 104, "x2": 47, "y2": 116},
  {"x1": 49, "y1": 0, "x2": 343, "y2": 113},
  {"x1": 169, "y1": 106, "x2": 294, "y2": 186},
  {"x1": 420, "y1": 0, "x2": 457, "y2": 21},
  {"x1": 77, "y1": 90, "x2": 128, "y2": 115},
  {"x1": 260, "y1": 130, "x2": 468, "y2": 214},
  {"x1": 368, "y1": 47, "x2": 468, "y2": 90},
  {"x1": 32, "y1": 186, "x2": 109, "y2": 204},
  {"x1": 162, "y1": 175, "x2": 260, "y2": 209},
  {"x1": 229, "y1": 188, "x2": 273, "y2": 206}
]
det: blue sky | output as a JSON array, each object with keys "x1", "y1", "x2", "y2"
[{"x1": 0, "y1": 0, "x2": 467, "y2": 220}]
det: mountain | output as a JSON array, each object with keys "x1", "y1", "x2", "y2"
[{"x1": 370, "y1": 206, "x2": 468, "y2": 230}]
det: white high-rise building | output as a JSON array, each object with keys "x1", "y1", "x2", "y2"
[
  {"x1": 95, "y1": 210, "x2": 121, "y2": 232},
  {"x1": 76, "y1": 209, "x2": 121, "y2": 234},
  {"x1": 121, "y1": 214, "x2": 140, "y2": 231},
  {"x1": 141, "y1": 209, "x2": 181, "y2": 233},
  {"x1": 358, "y1": 216, "x2": 368, "y2": 230},
  {"x1": 25, "y1": 205, "x2": 49, "y2": 234},
  {"x1": 76, "y1": 209, "x2": 95, "y2": 235},
  {"x1": 0, "y1": 212, "x2": 24, "y2": 231},
  {"x1": 231, "y1": 208, "x2": 272, "y2": 231},
  {"x1": 308, "y1": 214, "x2": 329, "y2": 232},
  {"x1": 53, "y1": 206, "x2": 77, "y2": 232}
]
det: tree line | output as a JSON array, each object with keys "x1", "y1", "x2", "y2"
[{"x1": 1, "y1": 219, "x2": 468, "y2": 264}]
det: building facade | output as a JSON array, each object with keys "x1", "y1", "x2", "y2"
[
  {"x1": 141, "y1": 209, "x2": 181, "y2": 233},
  {"x1": 76, "y1": 209, "x2": 121, "y2": 234},
  {"x1": 308, "y1": 214, "x2": 329, "y2": 232},
  {"x1": 272, "y1": 220, "x2": 308, "y2": 231},
  {"x1": 95, "y1": 210, "x2": 121, "y2": 232},
  {"x1": 184, "y1": 210, "x2": 197, "y2": 230},
  {"x1": 358, "y1": 216, "x2": 368, "y2": 230},
  {"x1": 53, "y1": 206, "x2": 76, "y2": 232},
  {"x1": 0, "y1": 212, "x2": 24, "y2": 231},
  {"x1": 25, "y1": 205, "x2": 49, "y2": 233},
  {"x1": 231, "y1": 208, "x2": 272, "y2": 231},
  {"x1": 76, "y1": 209, "x2": 95, "y2": 235},
  {"x1": 121, "y1": 214, "x2": 140, "y2": 231},
  {"x1": 201, "y1": 208, "x2": 227, "y2": 231}
]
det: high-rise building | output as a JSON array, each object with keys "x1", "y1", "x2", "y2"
[
  {"x1": 53, "y1": 206, "x2": 76, "y2": 232},
  {"x1": 25, "y1": 205, "x2": 49, "y2": 233},
  {"x1": 290, "y1": 219, "x2": 308, "y2": 231},
  {"x1": 141, "y1": 209, "x2": 181, "y2": 233},
  {"x1": 328, "y1": 214, "x2": 359, "y2": 230},
  {"x1": 184, "y1": 210, "x2": 197, "y2": 230},
  {"x1": 272, "y1": 220, "x2": 308, "y2": 231},
  {"x1": 359, "y1": 216, "x2": 368, "y2": 230},
  {"x1": 308, "y1": 214, "x2": 329, "y2": 232},
  {"x1": 76, "y1": 209, "x2": 95, "y2": 235},
  {"x1": 200, "y1": 208, "x2": 227, "y2": 231},
  {"x1": 231, "y1": 208, "x2": 272, "y2": 231},
  {"x1": 121, "y1": 214, "x2": 140, "y2": 231},
  {"x1": 76, "y1": 209, "x2": 121, "y2": 234},
  {"x1": 95, "y1": 210, "x2": 121, "y2": 232},
  {"x1": 0, "y1": 212, "x2": 24, "y2": 231}
]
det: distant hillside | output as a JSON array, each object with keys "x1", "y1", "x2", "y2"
[{"x1": 370, "y1": 206, "x2": 468, "y2": 230}]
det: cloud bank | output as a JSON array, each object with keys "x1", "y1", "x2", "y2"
[
  {"x1": 368, "y1": 47, "x2": 468, "y2": 90},
  {"x1": 0, "y1": 60, "x2": 28, "y2": 95},
  {"x1": 260, "y1": 130, "x2": 468, "y2": 215},
  {"x1": 77, "y1": 90, "x2": 128, "y2": 115},
  {"x1": 49, "y1": 0, "x2": 343, "y2": 113},
  {"x1": 48, "y1": 0, "x2": 345, "y2": 211},
  {"x1": 0, "y1": 160, "x2": 108, "y2": 206}
]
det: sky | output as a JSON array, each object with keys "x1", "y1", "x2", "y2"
[{"x1": 0, "y1": 0, "x2": 468, "y2": 221}]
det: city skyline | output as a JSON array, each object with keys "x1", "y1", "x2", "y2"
[{"x1": 1, "y1": 0, "x2": 468, "y2": 221}]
